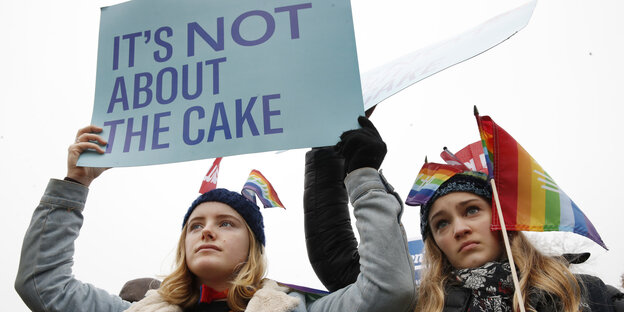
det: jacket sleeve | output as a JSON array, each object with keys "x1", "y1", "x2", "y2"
[
  {"x1": 304, "y1": 168, "x2": 417, "y2": 312},
  {"x1": 577, "y1": 274, "x2": 617, "y2": 312},
  {"x1": 303, "y1": 147, "x2": 360, "y2": 292},
  {"x1": 15, "y1": 179, "x2": 131, "y2": 312},
  {"x1": 606, "y1": 284, "x2": 624, "y2": 312}
]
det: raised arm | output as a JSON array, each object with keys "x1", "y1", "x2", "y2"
[
  {"x1": 303, "y1": 146, "x2": 360, "y2": 291},
  {"x1": 15, "y1": 126, "x2": 131, "y2": 311},
  {"x1": 303, "y1": 117, "x2": 416, "y2": 312}
]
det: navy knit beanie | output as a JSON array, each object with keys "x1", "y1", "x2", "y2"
[
  {"x1": 420, "y1": 173, "x2": 492, "y2": 240},
  {"x1": 183, "y1": 188, "x2": 265, "y2": 246}
]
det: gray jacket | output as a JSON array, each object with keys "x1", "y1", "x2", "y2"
[{"x1": 15, "y1": 168, "x2": 416, "y2": 312}]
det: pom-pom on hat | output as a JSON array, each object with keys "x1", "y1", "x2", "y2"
[
  {"x1": 183, "y1": 188, "x2": 265, "y2": 246},
  {"x1": 419, "y1": 172, "x2": 492, "y2": 240}
]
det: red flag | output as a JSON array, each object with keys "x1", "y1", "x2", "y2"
[
  {"x1": 440, "y1": 141, "x2": 489, "y2": 174},
  {"x1": 199, "y1": 157, "x2": 222, "y2": 194}
]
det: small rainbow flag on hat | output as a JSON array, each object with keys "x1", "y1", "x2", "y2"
[
  {"x1": 405, "y1": 161, "x2": 467, "y2": 206},
  {"x1": 242, "y1": 170, "x2": 285, "y2": 209}
]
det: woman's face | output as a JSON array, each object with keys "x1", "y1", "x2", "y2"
[
  {"x1": 428, "y1": 192, "x2": 503, "y2": 269},
  {"x1": 185, "y1": 202, "x2": 250, "y2": 287}
]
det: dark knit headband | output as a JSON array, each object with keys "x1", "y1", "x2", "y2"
[
  {"x1": 420, "y1": 173, "x2": 492, "y2": 240},
  {"x1": 183, "y1": 188, "x2": 265, "y2": 246}
]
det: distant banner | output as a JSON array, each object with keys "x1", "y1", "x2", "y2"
[
  {"x1": 408, "y1": 238, "x2": 424, "y2": 281},
  {"x1": 79, "y1": 0, "x2": 363, "y2": 167},
  {"x1": 361, "y1": 0, "x2": 537, "y2": 110}
]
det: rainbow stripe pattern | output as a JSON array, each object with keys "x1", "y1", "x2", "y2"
[
  {"x1": 241, "y1": 170, "x2": 285, "y2": 209},
  {"x1": 405, "y1": 162, "x2": 466, "y2": 206},
  {"x1": 475, "y1": 113, "x2": 607, "y2": 249}
]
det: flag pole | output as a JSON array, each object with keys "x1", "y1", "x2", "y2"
[{"x1": 490, "y1": 179, "x2": 526, "y2": 312}]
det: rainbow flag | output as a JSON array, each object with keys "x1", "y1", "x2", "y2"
[
  {"x1": 241, "y1": 170, "x2": 285, "y2": 209},
  {"x1": 475, "y1": 112, "x2": 607, "y2": 249},
  {"x1": 405, "y1": 162, "x2": 467, "y2": 206}
]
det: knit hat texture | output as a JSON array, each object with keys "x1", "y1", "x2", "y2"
[
  {"x1": 420, "y1": 173, "x2": 492, "y2": 240},
  {"x1": 183, "y1": 188, "x2": 265, "y2": 246}
]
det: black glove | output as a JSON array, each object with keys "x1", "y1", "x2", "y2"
[{"x1": 335, "y1": 116, "x2": 387, "y2": 174}]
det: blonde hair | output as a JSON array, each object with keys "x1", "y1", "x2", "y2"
[
  {"x1": 158, "y1": 222, "x2": 267, "y2": 311},
  {"x1": 415, "y1": 232, "x2": 582, "y2": 312}
]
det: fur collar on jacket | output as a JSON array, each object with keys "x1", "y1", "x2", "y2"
[{"x1": 124, "y1": 279, "x2": 300, "y2": 312}]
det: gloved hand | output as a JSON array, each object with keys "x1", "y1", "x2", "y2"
[{"x1": 335, "y1": 116, "x2": 387, "y2": 174}]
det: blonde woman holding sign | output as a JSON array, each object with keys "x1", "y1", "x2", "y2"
[{"x1": 15, "y1": 124, "x2": 415, "y2": 312}]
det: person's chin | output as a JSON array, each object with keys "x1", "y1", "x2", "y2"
[
  {"x1": 457, "y1": 255, "x2": 489, "y2": 269},
  {"x1": 192, "y1": 257, "x2": 223, "y2": 271}
]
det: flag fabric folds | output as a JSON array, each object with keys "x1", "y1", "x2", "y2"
[
  {"x1": 441, "y1": 141, "x2": 489, "y2": 174},
  {"x1": 405, "y1": 162, "x2": 467, "y2": 206},
  {"x1": 475, "y1": 112, "x2": 607, "y2": 249},
  {"x1": 406, "y1": 142, "x2": 490, "y2": 207},
  {"x1": 242, "y1": 170, "x2": 285, "y2": 209},
  {"x1": 199, "y1": 157, "x2": 222, "y2": 194}
]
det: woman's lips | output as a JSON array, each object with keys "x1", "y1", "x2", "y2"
[
  {"x1": 196, "y1": 244, "x2": 221, "y2": 252},
  {"x1": 459, "y1": 241, "x2": 478, "y2": 253}
]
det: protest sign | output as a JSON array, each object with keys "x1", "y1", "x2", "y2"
[{"x1": 79, "y1": 0, "x2": 363, "y2": 167}]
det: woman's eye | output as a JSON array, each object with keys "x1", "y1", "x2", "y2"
[
  {"x1": 435, "y1": 220, "x2": 449, "y2": 230},
  {"x1": 190, "y1": 224, "x2": 203, "y2": 231},
  {"x1": 220, "y1": 221, "x2": 233, "y2": 227},
  {"x1": 466, "y1": 206, "x2": 480, "y2": 216}
]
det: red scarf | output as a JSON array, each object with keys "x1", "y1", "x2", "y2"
[{"x1": 199, "y1": 285, "x2": 229, "y2": 304}]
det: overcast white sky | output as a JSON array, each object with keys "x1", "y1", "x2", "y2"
[{"x1": 2, "y1": 0, "x2": 624, "y2": 310}]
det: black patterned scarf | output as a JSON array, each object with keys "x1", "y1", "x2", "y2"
[{"x1": 454, "y1": 261, "x2": 515, "y2": 312}]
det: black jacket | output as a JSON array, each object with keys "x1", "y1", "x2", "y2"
[
  {"x1": 303, "y1": 147, "x2": 623, "y2": 311},
  {"x1": 441, "y1": 274, "x2": 615, "y2": 312},
  {"x1": 303, "y1": 146, "x2": 359, "y2": 292}
]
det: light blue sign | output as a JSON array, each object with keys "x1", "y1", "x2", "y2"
[
  {"x1": 79, "y1": 0, "x2": 363, "y2": 167},
  {"x1": 408, "y1": 239, "x2": 424, "y2": 281}
]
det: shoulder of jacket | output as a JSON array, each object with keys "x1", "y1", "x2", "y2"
[{"x1": 246, "y1": 279, "x2": 301, "y2": 312}]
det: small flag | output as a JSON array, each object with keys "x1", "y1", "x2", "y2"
[
  {"x1": 241, "y1": 170, "x2": 285, "y2": 209},
  {"x1": 441, "y1": 141, "x2": 489, "y2": 174},
  {"x1": 199, "y1": 157, "x2": 222, "y2": 194},
  {"x1": 405, "y1": 162, "x2": 467, "y2": 206},
  {"x1": 474, "y1": 110, "x2": 607, "y2": 249},
  {"x1": 439, "y1": 147, "x2": 468, "y2": 168}
]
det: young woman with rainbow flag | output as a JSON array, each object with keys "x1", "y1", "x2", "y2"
[
  {"x1": 303, "y1": 115, "x2": 621, "y2": 312},
  {"x1": 15, "y1": 124, "x2": 416, "y2": 311}
]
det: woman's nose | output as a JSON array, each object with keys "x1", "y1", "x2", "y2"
[
  {"x1": 201, "y1": 225, "x2": 216, "y2": 240},
  {"x1": 453, "y1": 220, "x2": 472, "y2": 239}
]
